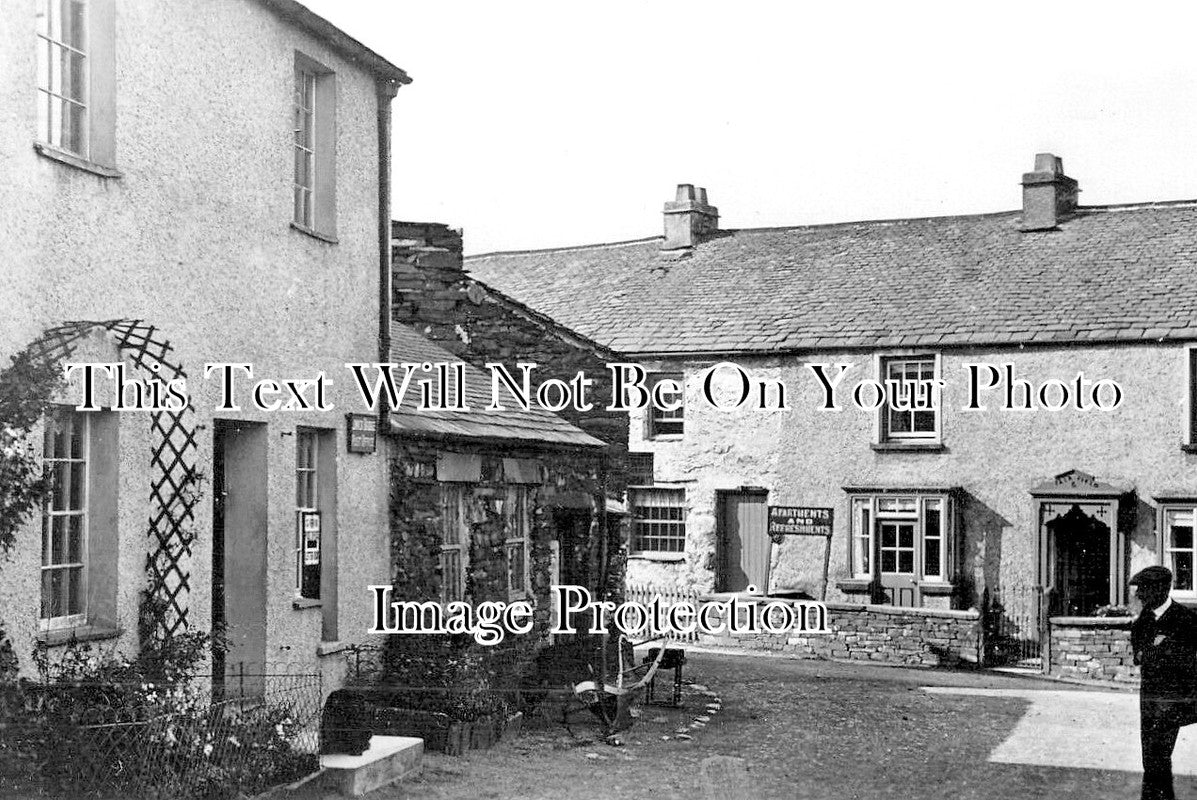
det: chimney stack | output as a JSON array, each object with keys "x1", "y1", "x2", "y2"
[
  {"x1": 663, "y1": 184, "x2": 718, "y2": 250},
  {"x1": 1020, "y1": 153, "x2": 1079, "y2": 231}
]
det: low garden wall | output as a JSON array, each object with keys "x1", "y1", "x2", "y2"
[
  {"x1": 1047, "y1": 616, "x2": 1137, "y2": 684},
  {"x1": 696, "y1": 597, "x2": 982, "y2": 668}
]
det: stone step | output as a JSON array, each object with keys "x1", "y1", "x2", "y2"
[{"x1": 319, "y1": 735, "x2": 424, "y2": 797}]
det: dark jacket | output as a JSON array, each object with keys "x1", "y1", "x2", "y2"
[{"x1": 1132, "y1": 601, "x2": 1197, "y2": 727}]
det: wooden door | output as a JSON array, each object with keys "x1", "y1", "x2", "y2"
[{"x1": 717, "y1": 491, "x2": 770, "y2": 593}]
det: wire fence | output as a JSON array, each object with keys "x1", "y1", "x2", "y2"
[{"x1": 0, "y1": 662, "x2": 322, "y2": 800}]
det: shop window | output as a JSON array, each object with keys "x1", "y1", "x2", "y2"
[
  {"x1": 40, "y1": 408, "x2": 118, "y2": 631},
  {"x1": 292, "y1": 53, "x2": 336, "y2": 240},
  {"x1": 295, "y1": 429, "x2": 336, "y2": 618},
  {"x1": 630, "y1": 487, "x2": 686, "y2": 554},
  {"x1": 849, "y1": 492, "x2": 953, "y2": 602},
  {"x1": 646, "y1": 373, "x2": 684, "y2": 438},
  {"x1": 35, "y1": 0, "x2": 117, "y2": 173},
  {"x1": 878, "y1": 355, "x2": 940, "y2": 444}
]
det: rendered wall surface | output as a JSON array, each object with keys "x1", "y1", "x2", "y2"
[
  {"x1": 626, "y1": 344, "x2": 1191, "y2": 609},
  {"x1": 0, "y1": 0, "x2": 393, "y2": 681}
]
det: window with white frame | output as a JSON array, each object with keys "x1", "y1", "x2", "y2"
[
  {"x1": 850, "y1": 493, "x2": 950, "y2": 581},
  {"x1": 879, "y1": 355, "x2": 940, "y2": 443},
  {"x1": 629, "y1": 487, "x2": 686, "y2": 554},
  {"x1": 295, "y1": 430, "x2": 320, "y2": 599},
  {"x1": 504, "y1": 486, "x2": 531, "y2": 598},
  {"x1": 41, "y1": 411, "x2": 88, "y2": 627},
  {"x1": 646, "y1": 373, "x2": 684, "y2": 437},
  {"x1": 440, "y1": 484, "x2": 469, "y2": 603},
  {"x1": 36, "y1": 0, "x2": 87, "y2": 156},
  {"x1": 1164, "y1": 507, "x2": 1197, "y2": 594},
  {"x1": 292, "y1": 54, "x2": 336, "y2": 238},
  {"x1": 35, "y1": 0, "x2": 116, "y2": 170}
]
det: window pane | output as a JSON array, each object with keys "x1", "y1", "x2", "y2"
[
  {"x1": 1173, "y1": 524, "x2": 1193, "y2": 551},
  {"x1": 924, "y1": 538, "x2": 942, "y2": 577},
  {"x1": 67, "y1": 566, "x2": 82, "y2": 616},
  {"x1": 898, "y1": 551, "x2": 914, "y2": 574},
  {"x1": 881, "y1": 551, "x2": 896, "y2": 573},
  {"x1": 1175, "y1": 552, "x2": 1194, "y2": 591},
  {"x1": 898, "y1": 525, "x2": 914, "y2": 548},
  {"x1": 880, "y1": 524, "x2": 896, "y2": 548},
  {"x1": 52, "y1": 515, "x2": 66, "y2": 564},
  {"x1": 912, "y1": 410, "x2": 936, "y2": 432},
  {"x1": 68, "y1": 514, "x2": 83, "y2": 562}
]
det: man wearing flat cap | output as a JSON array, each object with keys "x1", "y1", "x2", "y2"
[{"x1": 1131, "y1": 565, "x2": 1197, "y2": 800}]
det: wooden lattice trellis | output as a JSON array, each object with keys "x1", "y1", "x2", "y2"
[{"x1": 23, "y1": 319, "x2": 200, "y2": 639}]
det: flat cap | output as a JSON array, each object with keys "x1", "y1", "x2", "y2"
[{"x1": 1129, "y1": 565, "x2": 1173, "y2": 586}]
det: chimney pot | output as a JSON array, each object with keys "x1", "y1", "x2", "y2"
[
  {"x1": 1020, "y1": 153, "x2": 1078, "y2": 231},
  {"x1": 663, "y1": 184, "x2": 719, "y2": 250}
]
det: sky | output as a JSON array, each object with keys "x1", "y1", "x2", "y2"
[{"x1": 299, "y1": 1, "x2": 1197, "y2": 256}]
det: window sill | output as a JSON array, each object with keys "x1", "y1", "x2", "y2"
[
  {"x1": 917, "y1": 581, "x2": 956, "y2": 596},
  {"x1": 870, "y1": 441, "x2": 945, "y2": 453},
  {"x1": 629, "y1": 552, "x2": 686, "y2": 562},
  {"x1": 836, "y1": 579, "x2": 874, "y2": 593},
  {"x1": 646, "y1": 434, "x2": 684, "y2": 442},
  {"x1": 290, "y1": 221, "x2": 339, "y2": 244},
  {"x1": 38, "y1": 624, "x2": 124, "y2": 647},
  {"x1": 293, "y1": 598, "x2": 323, "y2": 610},
  {"x1": 34, "y1": 143, "x2": 122, "y2": 178}
]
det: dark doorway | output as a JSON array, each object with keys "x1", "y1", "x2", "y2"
[
  {"x1": 716, "y1": 490, "x2": 770, "y2": 593},
  {"x1": 1048, "y1": 505, "x2": 1110, "y2": 616}
]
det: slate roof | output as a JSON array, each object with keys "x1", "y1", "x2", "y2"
[
  {"x1": 388, "y1": 325, "x2": 602, "y2": 448},
  {"x1": 465, "y1": 201, "x2": 1197, "y2": 355}
]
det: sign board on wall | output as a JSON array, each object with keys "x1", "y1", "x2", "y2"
[
  {"x1": 346, "y1": 413, "x2": 377, "y2": 454},
  {"x1": 768, "y1": 506, "x2": 833, "y2": 543}
]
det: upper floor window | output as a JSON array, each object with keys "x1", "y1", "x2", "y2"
[
  {"x1": 629, "y1": 487, "x2": 686, "y2": 554},
  {"x1": 292, "y1": 54, "x2": 336, "y2": 240},
  {"x1": 35, "y1": 0, "x2": 116, "y2": 173},
  {"x1": 878, "y1": 354, "x2": 940, "y2": 444},
  {"x1": 646, "y1": 373, "x2": 684, "y2": 438}
]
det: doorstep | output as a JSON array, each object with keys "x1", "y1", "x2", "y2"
[{"x1": 319, "y1": 735, "x2": 424, "y2": 796}]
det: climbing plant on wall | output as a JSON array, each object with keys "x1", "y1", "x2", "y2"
[{"x1": 0, "y1": 320, "x2": 201, "y2": 647}]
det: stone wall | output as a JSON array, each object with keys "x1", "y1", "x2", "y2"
[
  {"x1": 391, "y1": 221, "x2": 629, "y2": 494},
  {"x1": 1047, "y1": 616, "x2": 1137, "y2": 683},
  {"x1": 386, "y1": 438, "x2": 612, "y2": 688},
  {"x1": 697, "y1": 599, "x2": 982, "y2": 668}
]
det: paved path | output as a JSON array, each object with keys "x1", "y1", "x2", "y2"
[
  {"x1": 293, "y1": 651, "x2": 1192, "y2": 800},
  {"x1": 927, "y1": 686, "x2": 1197, "y2": 774}
]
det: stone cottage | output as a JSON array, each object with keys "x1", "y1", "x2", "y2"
[
  {"x1": 381, "y1": 323, "x2": 606, "y2": 683},
  {"x1": 389, "y1": 221, "x2": 631, "y2": 598},
  {"x1": 466, "y1": 155, "x2": 1197, "y2": 673}
]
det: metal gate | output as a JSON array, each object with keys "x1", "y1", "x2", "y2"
[{"x1": 982, "y1": 585, "x2": 1045, "y2": 667}]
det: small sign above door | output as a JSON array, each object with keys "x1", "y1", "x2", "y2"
[{"x1": 768, "y1": 506, "x2": 833, "y2": 543}]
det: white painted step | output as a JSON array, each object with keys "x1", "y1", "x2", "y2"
[{"x1": 320, "y1": 735, "x2": 423, "y2": 797}]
